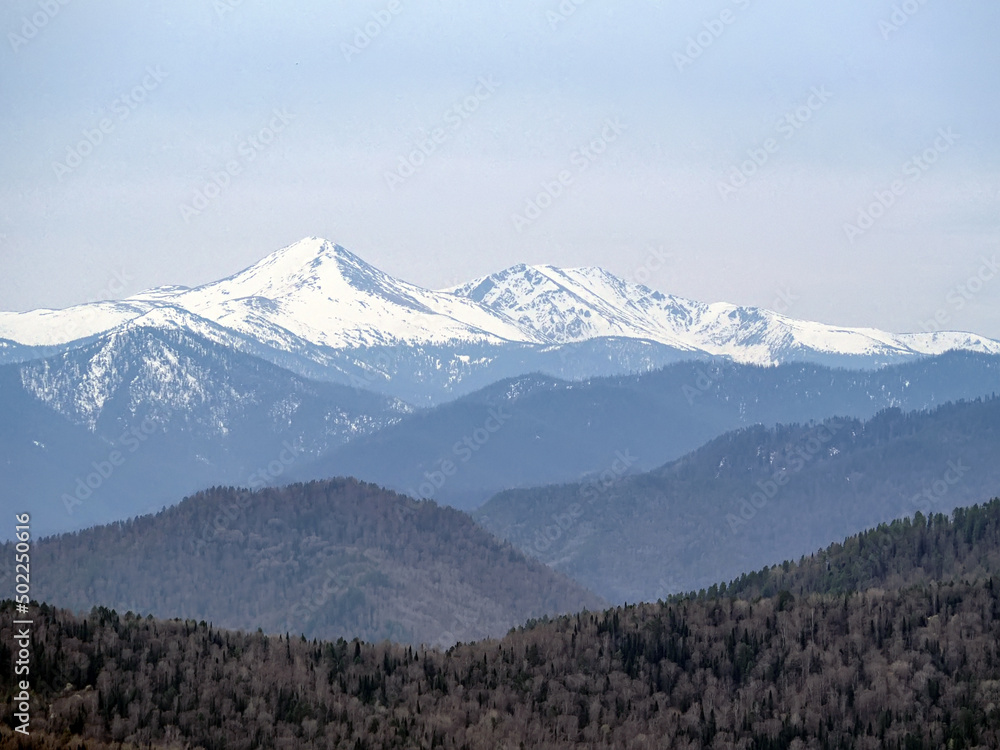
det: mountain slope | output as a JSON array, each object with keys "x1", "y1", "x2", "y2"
[
  {"x1": 0, "y1": 239, "x2": 537, "y2": 350},
  {"x1": 476, "y1": 396, "x2": 1000, "y2": 602},
  {"x1": 298, "y1": 351, "x2": 1000, "y2": 509},
  {"x1": 3, "y1": 237, "x2": 1000, "y2": 537},
  {"x1": 712, "y1": 498, "x2": 1000, "y2": 600},
  {"x1": 1, "y1": 325, "x2": 408, "y2": 537},
  {"x1": 450, "y1": 263, "x2": 702, "y2": 349},
  {"x1": 6, "y1": 478, "x2": 603, "y2": 646}
]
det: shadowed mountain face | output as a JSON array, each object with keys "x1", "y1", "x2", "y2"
[
  {"x1": 7, "y1": 477, "x2": 603, "y2": 647},
  {"x1": 476, "y1": 396, "x2": 1000, "y2": 603},
  {"x1": 297, "y1": 351, "x2": 1000, "y2": 509}
]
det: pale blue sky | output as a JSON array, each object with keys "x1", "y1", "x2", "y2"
[{"x1": 1, "y1": 0, "x2": 998, "y2": 337}]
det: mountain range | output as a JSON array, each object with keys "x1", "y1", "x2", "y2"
[
  {"x1": 295, "y1": 351, "x2": 1000, "y2": 509},
  {"x1": 0, "y1": 325, "x2": 408, "y2": 537},
  {"x1": 3, "y1": 237, "x2": 999, "y2": 405},
  {"x1": 3, "y1": 237, "x2": 1000, "y2": 537},
  {"x1": 4, "y1": 236, "x2": 1000, "y2": 745}
]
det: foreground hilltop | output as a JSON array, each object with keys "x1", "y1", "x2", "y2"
[{"x1": 4, "y1": 499, "x2": 1000, "y2": 748}]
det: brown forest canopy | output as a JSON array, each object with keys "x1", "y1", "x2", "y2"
[{"x1": 3, "y1": 498, "x2": 1000, "y2": 749}]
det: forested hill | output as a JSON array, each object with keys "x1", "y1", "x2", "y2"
[
  {"x1": 2, "y1": 478, "x2": 602, "y2": 647},
  {"x1": 4, "y1": 579, "x2": 1000, "y2": 747},
  {"x1": 6, "y1": 498, "x2": 1000, "y2": 747},
  {"x1": 706, "y1": 498, "x2": 1000, "y2": 601}
]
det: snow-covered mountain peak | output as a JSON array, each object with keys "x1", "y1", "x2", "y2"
[
  {"x1": 2, "y1": 237, "x2": 999, "y2": 369},
  {"x1": 157, "y1": 237, "x2": 537, "y2": 349},
  {"x1": 448, "y1": 261, "x2": 704, "y2": 348},
  {"x1": 453, "y1": 261, "x2": 696, "y2": 312},
  {"x1": 446, "y1": 261, "x2": 1000, "y2": 362},
  {"x1": 177, "y1": 237, "x2": 384, "y2": 303}
]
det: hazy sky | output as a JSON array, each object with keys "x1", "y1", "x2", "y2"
[{"x1": 1, "y1": 0, "x2": 998, "y2": 337}]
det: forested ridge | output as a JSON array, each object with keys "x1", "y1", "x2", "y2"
[
  {"x1": 303, "y1": 351, "x2": 1000, "y2": 511},
  {"x1": 477, "y1": 395, "x2": 1000, "y2": 602},
  {"x1": 3, "y1": 500, "x2": 1000, "y2": 748},
  {"x1": 711, "y1": 499, "x2": 1000, "y2": 602},
  {"x1": 1, "y1": 478, "x2": 601, "y2": 647}
]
